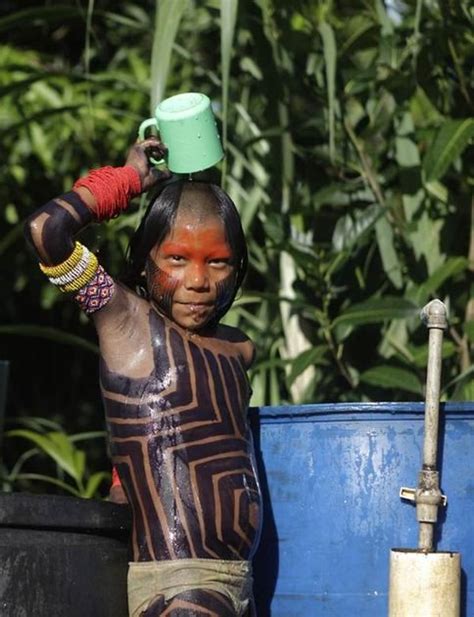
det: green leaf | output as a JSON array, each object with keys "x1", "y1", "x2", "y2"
[
  {"x1": 150, "y1": 0, "x2": 189, "y2": 110},
  {"x1": 5, "y1": 416, "x2": 63, "y2": 432},
  {"x1": 409, "y1": 340, "x2": 457, "y2": 368},
  {"x1": 69, "y1": 431, "x2": 107, "y2": 443},
  {"x1": 1, "y1": 106, "x2": 84, "y2": 135},
  {"x1": 460, "y1": 380, "x2": 474, "y2": 401},
  {"x1": 30, "y1": 122, "x2": 53, "y2": 168},
  {"x1": 375, "y1": 0, "x2": 394, "y2": 35},
  {"x1": 413, "y1": 257, "x2": 467, "y2": 304},
  {"x1": 423, "y1": 119, "x2": 474, "y2": 182},
  {"x1": 410, "y1": 86, "x2": 443, "y2": 128},
  {"x1": 375, "y1": 217, "x2": 403, "y2": 289},
  {"x1": 360, "y1": 365, "x2": 422, "y2": 395},
  {"x1": 448, "y1": 366, "x2": 474, "y2": 400},
  {"x1": 0, "y1": 75, "x2": 48, "y2": 98},
  {"x1": 287, "y1": 346, "x2": 328, "y2": 387},
  {"x1": 333, "y1": 297, "x2": 419, "y2": 331},
  {"x1": 74, "y1": 449, "x2": 86, "y2": 485},
  {"x1": 8, "y1": 448, "x2": 41, "y2": 481},
  {"x1": 102, "y1": 11, "x2": 146, "y2": 30},
  {"x1": 425, "y1": 180, "x2": 448, "y2": 203},
  {"x1": 83, "y1": 472, "x2": 110, "y2": 499},
  {"x1": 409, "y1": 210, "x2": 444, "y2": 275},
  {"x1": 7, "y1": 430, "x2": 84, "y2": 483},
  {"x1": 220, "y1": 0, "x2": 239, "y2": 184},
  {"x1": 13, "y1": 473, "x2": 81, "y2": 497},
  {"x1": 339, "y1": 16, "x2": 376, "y2": 56},
  {"x1": 318, "y1": 20, "x2": 337, "y2": 162},
  {"x1": 332, "y1": 204, "x2": 380, "y2": 251}
]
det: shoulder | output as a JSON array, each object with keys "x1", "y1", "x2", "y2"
[
  {"x1": 214, "y1": 324, "x2": 256, "y2": 369},
  {"x1": 93, "y1": 285, "x2": 158, "y2": 376}
]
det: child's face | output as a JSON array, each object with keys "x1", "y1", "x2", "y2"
[{"x1": 146, "y1": 208, "x2": 236, "y2": 330}]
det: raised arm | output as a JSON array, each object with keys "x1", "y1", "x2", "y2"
[
  {"x1": 24, "y1": 139, "x2": 170, "y2": 328},
  {"x1": 25, "y1": 138, "x2": 168, "y2": 265}
]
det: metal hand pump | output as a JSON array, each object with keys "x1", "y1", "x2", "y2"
[{"x1": 389, "y1": 299, "x2": 461, "y2": 617}]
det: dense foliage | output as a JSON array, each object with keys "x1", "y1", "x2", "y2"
[{"x1": 0, "y1": 0, "x2": 473, "y2": 494}]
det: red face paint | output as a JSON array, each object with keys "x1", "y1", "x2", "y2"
[{"x1": 146, "y1": 211, "x2": 235, "y2": 330}]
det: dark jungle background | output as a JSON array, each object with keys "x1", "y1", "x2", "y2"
[{"x1": 0, "y1": 0, "x2": 472, "y2": 497}]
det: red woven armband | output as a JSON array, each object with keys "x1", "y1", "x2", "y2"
[{"x1": 73, "y1": 166, "x2": 142, "y2": 221}]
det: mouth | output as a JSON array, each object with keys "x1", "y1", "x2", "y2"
[{"x1": 177, "y1": 301, "x2": 213, "y2": 314}]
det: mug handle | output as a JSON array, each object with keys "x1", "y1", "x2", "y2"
[{"x1": 138, "y1": 118, "x2": 166, "y2": 166}]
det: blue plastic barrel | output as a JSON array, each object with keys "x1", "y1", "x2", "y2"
[{"x1": 251, "y1": 402, "x2": 474, "y2": 616}]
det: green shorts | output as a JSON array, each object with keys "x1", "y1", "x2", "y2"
[{"x1": 127, "y1": 558, "x2": 253, "y2": 616}]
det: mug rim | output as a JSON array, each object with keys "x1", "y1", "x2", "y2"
[{"x1": 156, "y1": 92, "x2": 210, "y2": 121}]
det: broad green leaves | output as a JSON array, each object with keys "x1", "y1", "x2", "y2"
[
  {"x1": 7, "y1": 430, "x2": 86, "y2": 484},
  {"x1": 423, "y1": 119, "x2": 474, "y2": 183},
  {"x1": 4, "y1": 427, "x2": 109, "y2": 498}
]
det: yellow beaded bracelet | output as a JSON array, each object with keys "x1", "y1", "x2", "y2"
[
  {"x1": 60, "y1": 253, "x2": 99, "y2": 293},
  {"x1": 39, "y1": 242, "x2": 84, "y2": 278}
]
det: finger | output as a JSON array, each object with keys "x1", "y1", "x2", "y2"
[
  {"x1": 146, "y1": 145, "x2": 167, "y2": 160},
  {"x1": 138, "y1": 136, "x2": 167, "y2": 150},
  {"x1": 149, "y1": 167, "x2": 172, "y2": 183}
]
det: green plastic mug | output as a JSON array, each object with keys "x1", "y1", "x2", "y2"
[{"x1": 138, "y1": 92, "x2": 224, "y2": 174}]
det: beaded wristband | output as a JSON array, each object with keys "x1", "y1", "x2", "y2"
[
  {"x1": 40, "y1": 241, "x2": 99, "y2": 294},
  {"x1": 49, "y1": 249, "x2": 91, "y2": 286},
  {"x1": 40, "y1": 241, "x2": 115, "y2": 314},
  {"x1": 74, "y1": 265, "x2": 115, "y2": 314},
  {"x1": 39, "y1": 241, "x2": 83, "y2": 278},
  {"x1": 60, "y1": 253, "x2": 99, "y2": 293}
]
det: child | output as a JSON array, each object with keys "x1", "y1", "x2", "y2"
[{"x1": 25, "y1": 137, "x2": 262, "y2": 616}]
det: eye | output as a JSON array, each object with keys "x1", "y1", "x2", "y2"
[
  {"x1": 209, "y1": 257, "x2": 231, "y2": 268},
  {"x1": 168, "y1": 255, "x2": 186, "y2": 264}
]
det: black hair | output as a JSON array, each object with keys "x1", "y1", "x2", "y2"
[{"x1": 122, "y1": 180, "x2": 248, "y2": 323}]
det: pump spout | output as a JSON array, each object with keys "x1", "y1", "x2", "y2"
[
  {"x1": 389, "y1": 299, "x2": 461, "y2": 617},
  {"x1": 418, "y1": 299, "x2": 448, "y2": 550},
  {"x1": 399, "y1": 300, "x2": 448, "y2": 550}
]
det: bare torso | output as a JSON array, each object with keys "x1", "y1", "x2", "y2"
[{"x1": 98, "y1": 293, "x2": 261, "y2": 562}]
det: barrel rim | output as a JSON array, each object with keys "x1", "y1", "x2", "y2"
[
  {"x1": 0, "y1": 492, "x2": 131, "y2": 532},
  {"x1": 250, "y1": 401, "x2": 474, "y2": 422}
]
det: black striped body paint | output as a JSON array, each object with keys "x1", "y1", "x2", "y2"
[{"x1": 102, "y1": 310, "x2": 262, "y2": 563}]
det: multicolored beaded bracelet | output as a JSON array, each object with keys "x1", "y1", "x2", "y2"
[
  {"x1": 49, "y1": 245, "x2": 92, "y2": 286},
  {"x1": 39, "y1": 241, "x2": 99, "y2": 294}
]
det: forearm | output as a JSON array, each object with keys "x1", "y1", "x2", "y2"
[
  {"x1": 24, "y1": 190, "x2": 93, "y2": 266},
  {"x1": 25, "y1": 137, "x2": 168, "y2": 269}
]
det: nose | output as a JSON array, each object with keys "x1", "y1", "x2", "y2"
[{"x1": 184, "y1": 263, "x2": 210, "y2": 291}]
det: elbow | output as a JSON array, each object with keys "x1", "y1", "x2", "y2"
[{"x1": 23, "y1": 215, "x2": 43, "y2": 252}]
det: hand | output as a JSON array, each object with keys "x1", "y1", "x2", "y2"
[{"x1": 125, "y1": 137, "x2": 171, "y2": 192}]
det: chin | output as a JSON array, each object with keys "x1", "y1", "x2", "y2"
[{"x1": 173, "y1": 313, "x2": 212, "y2": 332}]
